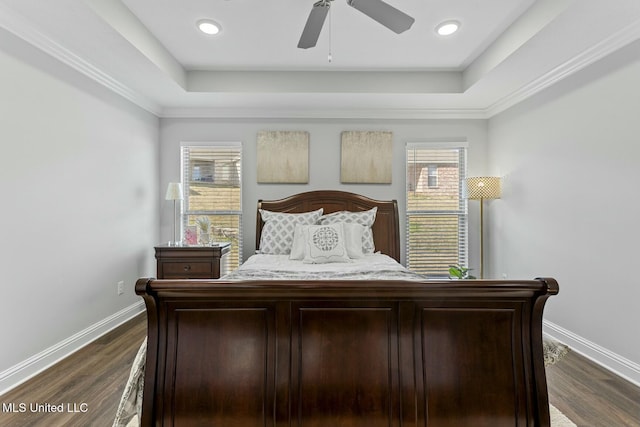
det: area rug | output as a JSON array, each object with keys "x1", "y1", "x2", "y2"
[
  {"x1": 545, "y1": 337, "x2": 575, "y2": 426},
  {"x1": 122, "y1": 406, "x2": 576, "y2": 427},
  {"x1": 544, "y1": 337, "x2": 570, "y2": 367},
  {"x1": 550, "y1": 404, "x2": 576, "y2": 426},
  {"x1": 122, "y1": 406, "x2": 577, "y2": 427}
]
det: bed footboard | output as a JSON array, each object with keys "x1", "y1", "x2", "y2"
[{"x1": 136, "y1": 278, "x2": 558, "y2": 427}]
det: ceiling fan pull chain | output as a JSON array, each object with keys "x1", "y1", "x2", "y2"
[{"x1": 328, "y1": 5, "x2": 333, "y2": 63}]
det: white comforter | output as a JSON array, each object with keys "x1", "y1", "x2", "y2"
[{"x1": 224, "y1": 253, "x2": 426, "y2": 281}]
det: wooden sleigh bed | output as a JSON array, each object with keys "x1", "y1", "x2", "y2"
[{"x1": 134, "y1": 190, "x2": 558, "y2": 427}]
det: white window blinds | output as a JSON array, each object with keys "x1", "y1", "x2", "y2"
[
  {"x1": 406, "y1": 143, "x2": 468, "y2": 277},
  {"x1": 181, "y1": 143, "x2": 243, "y2": 269}
]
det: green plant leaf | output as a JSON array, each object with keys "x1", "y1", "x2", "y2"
[{"x1": 448, "y1": 264, "x2": 475, "y2": 279}]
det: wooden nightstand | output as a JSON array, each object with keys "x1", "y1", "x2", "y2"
[{"x1": 154, "y1": 243, "x2": 231, "y2": 279}]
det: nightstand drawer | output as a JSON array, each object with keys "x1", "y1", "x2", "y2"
[
  {"x1": 162, "y1": 261, "x2": 212, "y2": 276},
  {"x1": 154, "y1": 243, "x2": 231, "y2": 279}
]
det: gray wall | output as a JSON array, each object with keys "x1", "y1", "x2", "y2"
[
  {"x1": 488, "y1": 40, "x2": 640, "y2": 384},
  {"x1": 0, "y1": 29, "x2": 158, "y2": 391},
  {"x1": 159, "y1": 118, "x2": 489, "y2": 266}
]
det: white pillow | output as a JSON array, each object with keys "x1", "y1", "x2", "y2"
[
  {"x1": 290, "y1": 224, "x2": 308, "y2": 260},
  {"x1": 303, "y1": 223, "x2": 351, "y2": 264},
  {"x1": 259, "y1": 208, "x2": 323, "y2": 255},
  {"x1": 319, "y1": 207, "x2": 377, "y2": 253},
  {"x1": 291, "y1": 222, "x2": 365, "y2": 260},
  {"x1": 341, "y1": 223, "x2": 365, "y2": 259}
]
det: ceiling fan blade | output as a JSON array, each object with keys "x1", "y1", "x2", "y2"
[
  {"x1": 298, "y1": 1, "x2": 330, "y2": 49},
  {"x1": 347, "y1": 0, "x2": 414, "y2": 34}
]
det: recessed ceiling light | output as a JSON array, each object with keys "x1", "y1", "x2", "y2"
[
  {"x1": 436, "y1": 20, "x2": 460, "y2": 36},
  {"x1": 197, "y1": 19, "x2": 221, "y2": 35}
]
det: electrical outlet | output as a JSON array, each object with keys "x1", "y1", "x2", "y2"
[{"x1": 117, "y1": 281, "x2": 124, "y2": 295}]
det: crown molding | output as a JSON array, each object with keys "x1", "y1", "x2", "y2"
[
  {"x1": 486, "y1": 18, "x2": 640, "y2": 117},
  {"x1": 0, "y1": 3, "x2": 162, "y2": 116},
  {"x1": 159, "y1": 107, "x2": 489, "y2": 120}
]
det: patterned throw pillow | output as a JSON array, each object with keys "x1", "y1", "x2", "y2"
[
  {"x1": 259, "y1": 208, "x2": 323, "y2": 254},
  {"x1": 319, "y1": 207, "x2": 377, "y2": 253},
  {"x1": 302, "y1": 223, "x2": 351, "y2": 264},
  {"x1": 290, "y1": 222, "x2": 364, "y2": 260}
]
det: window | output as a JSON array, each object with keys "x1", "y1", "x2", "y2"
[
  {"x1": 181, "y1": 143, "x2": 243, "y2": 269},
  {"x1": 406, "y1": 143, "x2": 468, "y2": 277},
  {"x1": 427, "y1": 165, "x2": 438, "y2": 188}
]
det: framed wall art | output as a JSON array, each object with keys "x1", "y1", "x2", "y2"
[
  {"x1": 341, "y1": 131, "x2": 393, "y2": 184},
  {"x1": 257, "y1": 130, "x2": 309, "y2": 183}
]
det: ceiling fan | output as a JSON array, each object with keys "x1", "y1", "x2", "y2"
[{"x1": 298, "y1": 0, "x2": 415, "y2": 49}]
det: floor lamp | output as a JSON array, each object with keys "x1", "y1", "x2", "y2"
[
  {"x1": 465, "y1": 176, "x2": 501, "y2": 279},
  {"x1": 165, "y1": 182, "x2": 183, "y2": 246}
]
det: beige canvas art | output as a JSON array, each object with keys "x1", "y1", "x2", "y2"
[
  {"x1": 341, "y1": 131, "x2": 393, "y2": 183},
  {"x1": 257, "y1": 131, "x2": 309, "y2": 183}
]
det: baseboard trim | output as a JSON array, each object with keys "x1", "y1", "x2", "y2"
[
  {"x1": 544, "y1": 320, "x2": 640, "y2": 388},
  {"x1": 0, "y1": 301, "x2": 145, "y2": 396}
]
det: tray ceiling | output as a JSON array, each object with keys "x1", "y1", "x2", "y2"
[{"x1": 1, "y1": 0, "x2": 640, "y2": 118}]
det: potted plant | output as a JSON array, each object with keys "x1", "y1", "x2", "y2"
[
  {"x1": 448, "y1": 264, "x2": 476, "y2": 280},
  {"x1": 196, "y1": 216, "x2": 211, "y2": 245}
]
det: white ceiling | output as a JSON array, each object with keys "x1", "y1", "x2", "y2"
[
  {"x1": 121, "y1": 0, "x2": 534, "y2": 71},
  {"x1": 2, "y1": 0, "x2": 640, "y2": 118}
]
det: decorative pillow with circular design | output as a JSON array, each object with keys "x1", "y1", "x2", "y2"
[
  {"x1": 290, "y1": 222, "x2": 365, "y2": 260},
  {"x1": 302, "y1": 223, "x2": 351, "y2": 264},
  {"x1": 318, "y1": 207, "x2": 377, "y2": 254}
]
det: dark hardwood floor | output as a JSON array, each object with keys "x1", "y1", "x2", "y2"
[
  {"x1": 1, "y1": 312, "x2": 639, "y2": 426},
  {"x1": 0, "y1": 313, "x2": 146, "y2": 427},
  {"x1": 546, "y1": 350, "x2": 640, "y2": 426}
]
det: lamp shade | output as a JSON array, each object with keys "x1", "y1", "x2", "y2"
[
  {"x1": 165, "y1": 182, "x2": 183, "y2": 201},
  {"x1": 465, "y1": 176, "x2": 501, "y2": 200}
]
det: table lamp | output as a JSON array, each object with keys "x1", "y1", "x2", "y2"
[{"x1": 165, "y1": 182, "x2": 183, "y2": 246}]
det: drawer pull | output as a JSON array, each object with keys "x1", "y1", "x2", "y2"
[{"x1": 183, "y1": 265, "x2": 191, "y2": 271}]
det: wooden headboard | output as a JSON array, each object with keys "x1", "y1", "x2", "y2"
[{"x1": 256, "y1": 190, "x2": 400, "y2": 262}]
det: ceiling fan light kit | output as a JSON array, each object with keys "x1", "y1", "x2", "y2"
[{"x1": 298, "y1": 0, "x2": 415, "y2": 49}]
